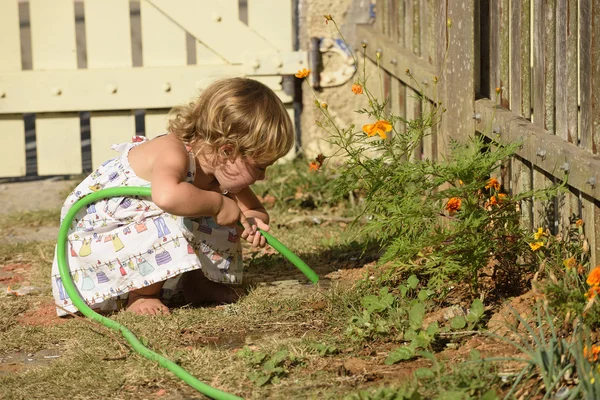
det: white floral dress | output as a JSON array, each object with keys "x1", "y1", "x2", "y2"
[{"x1": 51, "y1": 136, "x2": 243, "y2": 316}]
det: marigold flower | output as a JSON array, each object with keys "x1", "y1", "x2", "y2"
[
  {"x1": 583, "y1": 345, "x2": 600, "y2": 361},
  {"x1": 485, "y1": 177, "x2": 500, "y2": 191},
  {"x1": 529, "y1": 241, "x2": 544, "y2": 251},
  {"x1": 563, "y1": 256, "x2": 577, "y2": 271},
  {"x1": 362, "y1": 120, "x2": 392, "y2": 140},
  {"x1": 534, "y1": 227, "x2": 547, "y2": 240},
  {"x1": 308, "y1": 161, "x2": 320, "y2": 171},
  {"x1": 295, "y1": 68, "x2": 311, "y2": 79},
  {"x1": 489, "y1": 193, "x2": 507, "y2": 206},
  {"x1": 586, "y1": 287, "x2": 600, "y2": 301},
  {"x1": 445, "y1": 197, "x2": 461, "y2": 213},
  {"x1": 351, "y1": 83, "x2": 363, "y2": 95},
  {"x1": 587, "y1": 266, "x2": 600, "y2": 286}
]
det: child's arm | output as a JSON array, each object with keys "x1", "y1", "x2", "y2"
[
  {"x1": 149, "y1": 142, "x2": 251, "y2": 231},
  {"x1": 230, "y1": 187, "x2": 270, "y2": 247}
]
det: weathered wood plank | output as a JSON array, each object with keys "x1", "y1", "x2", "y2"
[
  {"x1": 357, "y1": 26, "x2": 436, "y2": 100},
  {"x1": 434, "y1": 0, "x2": 448, "y2": 157},
  {"x1": 0, "y1": 0, "x2": 26, "y2": 177},
  {"x1": 521, "y1": 0, "x2": 532, "y2": 119},
  {"x1": 510, "y1": 155, "x2": 534, "y2": 231},
  {"x1": 509, "y1": 0, "x2": 522, "y2": 114},
  {"x1": 405, "y1": 0, "x2": 414, "y2": 51},
  {"x1": 146, "y1": 0, "x2": 278, "y2": 64},
  {"x1": 439, "y1": 0, "x2": 475, "y2": 145},
  {"x1": 85, "y1": 0, "x2": 136, "y2": 169},
  {"x1": 140, "y1": 0, "x2": 187, "y2": 138},
  {"x1": 475, "y1": 98, "x2": 600, "y2": 200},
  {"x1": 0, "y1": 65, "x2": 293, "y2": 113},
  {"x1": 412, "y1": 0, "x2": 421, "y2": 56},
  {"x1": 532, "y1": 0, "x2": 545, "y2": 127},
  {"x1": 419, "y1": 0, "x2": 429, "y2": 64},
  {"x1": 555, "y1": 0, "x2": 576, "y2": 234},
  {"x1": 30, "y1": 0, "x2": 81, "y2": 175},
  {"x1": 407, "y1": 87, "x2": 422, "y2": 161},
  {"x1": 488, "y1": 0, "x2": 500, "y2": 98},
  {"x1": 499, "y1": 0, "x2": 509, "y2": 108}
]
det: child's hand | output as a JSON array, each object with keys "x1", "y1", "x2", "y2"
[
  {"x1": 215, "y1": 196, "x2": 252, "y2": 232},
  {"x1": 240, "y1": 217, "x2": 269, "y2": 248}
]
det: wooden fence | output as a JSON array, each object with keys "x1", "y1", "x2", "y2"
[
  {"x1": 0, "y1": 0, "x2": 303, "y2": 178},
  {"x1": 356, "y1": 0, "x2": 600, "y2": 265}
]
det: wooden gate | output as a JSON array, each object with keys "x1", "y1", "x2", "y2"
[{"x1": 0, "y1": 0, "x2": 305, "y2": 177}]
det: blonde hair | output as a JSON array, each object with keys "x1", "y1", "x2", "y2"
[{"x1": 167, "y1": 77, "x2": 294, "y2": 164}]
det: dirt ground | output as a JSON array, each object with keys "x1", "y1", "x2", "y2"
[{"x1": 0, "y1": 177, "x2": 75, "y2": 243}]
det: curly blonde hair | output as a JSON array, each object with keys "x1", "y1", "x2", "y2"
[{"x1": 167, "y1": 77, "x2": 294, "y2": 164}]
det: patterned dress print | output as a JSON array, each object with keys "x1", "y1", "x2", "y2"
[{"x1": 51, "y1": 136, "x2": 243, "y2": 316}]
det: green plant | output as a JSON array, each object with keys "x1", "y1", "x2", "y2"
[
  {"x1": 299, "y1": 17, "x2": 558, "y2": 295},
  {"x1": 486, "y1": 304, "x2": 576, "y2": 399},
  {"x1": 236, "y1": 346, "x2": 303, "y2": 386}
]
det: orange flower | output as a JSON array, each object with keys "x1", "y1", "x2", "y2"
[
  {"x1": 576, "y1": 219, "x2": 584, "y2": 227},
  {"x1": 362, "y1": 120, "x2": 392, "y2": 139},
  {"x1": 485, "y1": 177, "x2": 500, "y2": 191},
  {"x1": 583, "y1": 345, "x2": 600, "y2": 361},
  {"x1": 586, "y1": 287, "x2": 600, "y2": 301},
  {"x1": 489, "y1": 193, "x2": 507, "y2": 206},
  {"x1": 529, "y1": 241, "x2": 544, "y2": 251},
  {"x1": 352, "y1": 83, "x2": 363, "y2": 94},
  {"x1": 321, "y1": 102, "x2": 328, "y2": 109},
  {"x1": 308, "y1": 161, "x2": 320, "y2": 171},
  {"x1": 587, "y1": 266, "x2": 600, "y2": 286},
  {"x1": 295, "y1": 68, "x2": 311, "y2": 78},
  {"x1": 445, "y1": 197, "x2": 461, "y2": 213}
]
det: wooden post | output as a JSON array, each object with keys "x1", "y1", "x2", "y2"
[
  {"x1": 0, "y1": 1, "x2": 26, "y2": 177},
  {"x1": 436, "y1": 0, "x2": 475, "y2": 155}
]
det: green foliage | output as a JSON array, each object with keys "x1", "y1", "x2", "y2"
[
  {"x1": 486, "y1": 305, "x2": 576, "y2": 399},
  {"x1": 237, "y1": 346, "x2": 303, "y2": 386},
  {"x1": 251, "y1": 158, "x2": 337, "y2": 211},
  {"x1": 307, "y1": 26, "x2": 559, "y2": 294}
]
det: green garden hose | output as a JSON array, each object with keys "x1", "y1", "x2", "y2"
[{"x1": 56, "y1": 186, "x2": 319, "y2": 399}]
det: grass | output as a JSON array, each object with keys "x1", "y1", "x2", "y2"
[{"x1": 0, "y1": 171, "x2": 584, "y2": 400}]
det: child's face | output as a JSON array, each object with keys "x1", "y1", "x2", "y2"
[{"x1": 214, "y1": 156, "x2": 270, "y2": 193}]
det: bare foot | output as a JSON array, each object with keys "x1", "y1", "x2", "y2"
[
  {"x1": 182, "y1": 269, "x2": 243, "y2": 306},
  {"x1": 126, "y1": 294, "x2": 170, "y2": 315},
  {"x1": 126, "y1": 281, "x2": 170, "y2": 315}
]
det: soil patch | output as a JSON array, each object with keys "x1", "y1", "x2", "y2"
[{"x1": 17, "y1": 300, "x2": 67, "y2": 327}]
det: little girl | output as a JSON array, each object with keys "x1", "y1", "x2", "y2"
[{"x1": 51, "y1": 77, "x2": 294, "y2": 316}]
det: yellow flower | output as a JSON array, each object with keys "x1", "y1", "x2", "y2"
[
  {"x1": 324, "y1": 14, "x2": 333, "y2": 24},
  {"x1": 485, "y1": 177, "x2": 500, "y2": 191},
  {"x1": 534, "y1": 227, "x2": 547, "y2": 240},
  {"x1": 563, "y1": 257, "x2": 577, "y2": 271},
  {"x1": 295, "y1": 68, "x2": 311, "y2": 79},
  {"x1": 445, "y1": 197, "x2": 461, "y2": 214},
  {"x1": 529, "y1": 241, "x2": 544, "y2": 251},
  {"x1": 362, "y1": 120, "x2": 392, "y2": 139},
  {"x1": 321, "y1": 102, "x2": 328, "y2": 109},
  {"x1": 587, "y1": 266, "x2": 600, "y2": 286},
  {"x1": 351, "y1": 83, "x2": 363, "y2": 95}
]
